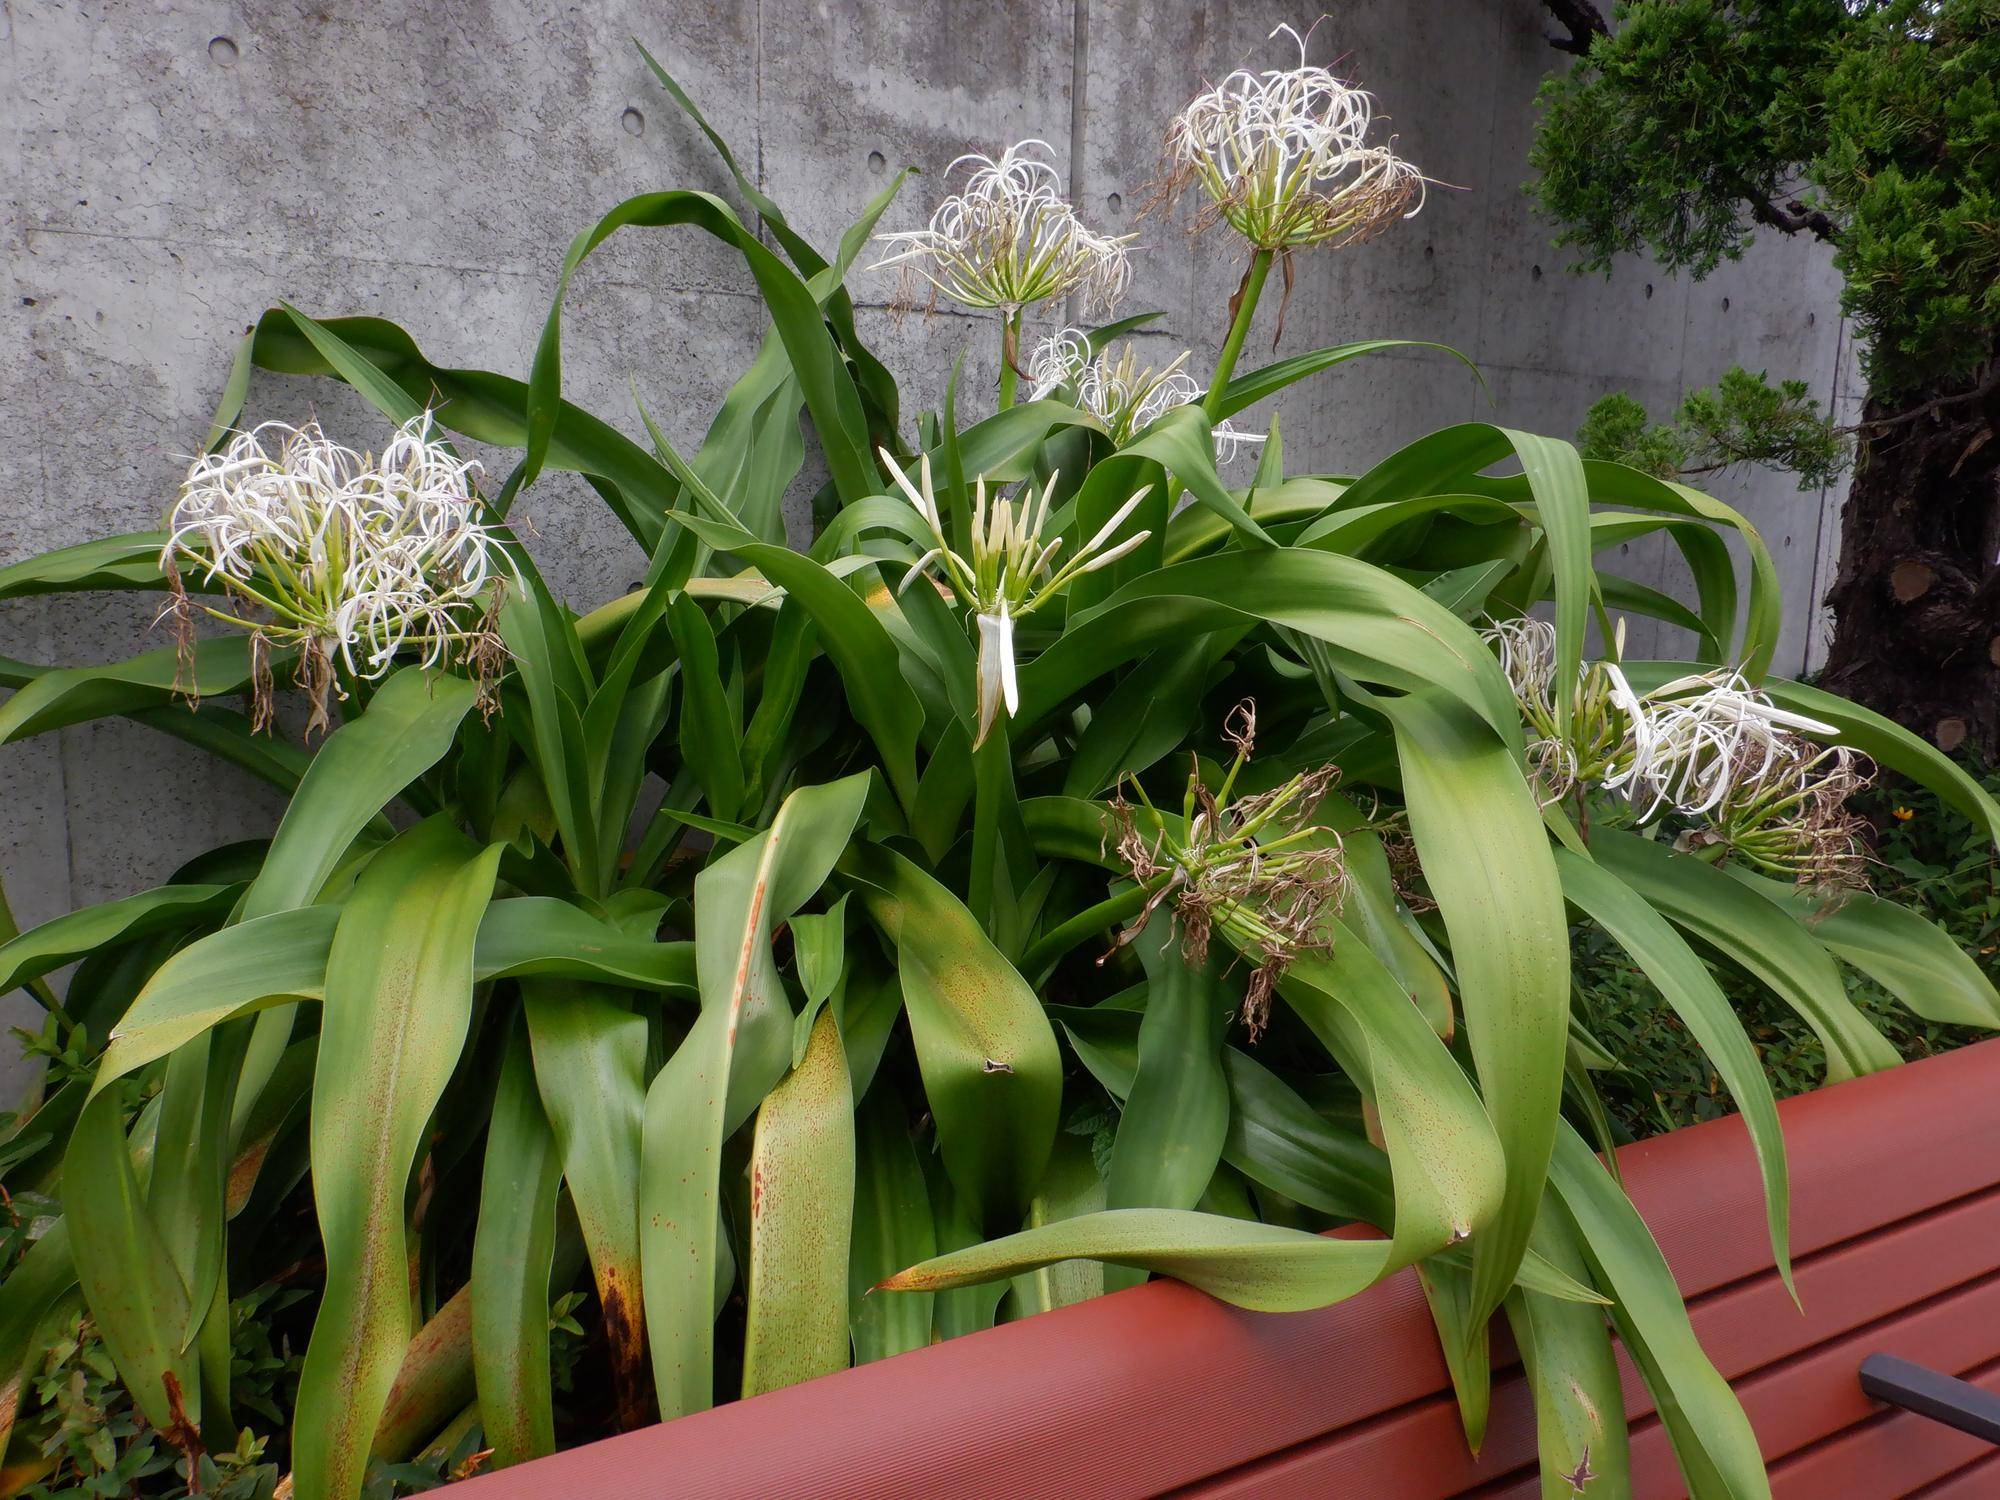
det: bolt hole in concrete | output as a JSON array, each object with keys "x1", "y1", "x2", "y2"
[
  {"x1": 1722, "y1": 296, "x2": 1731, "y2": 311},
  {"x1": 621, "y1": 107, "x2": 645, "y2": 137},
  {"x1": 1107, "y1": 191, "x2": 1123, "y2": 212},
  {"x1": 1531, "y1": 264, "x2": 1542, "y2": 281},
  {"x1": 1645, "y1": 283, "x2": 1654, "y2": 299},
  {"x1": 208, "y1": 35, "x2": 238, "y2": 65},
  {"x1": 867, "y1": 150, "x2": 887, "y2": 174}
]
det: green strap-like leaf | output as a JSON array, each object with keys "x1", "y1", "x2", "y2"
[
  {"x1": 0, "y1": 637, "x2": 280, "y2": 746},
  {"x1": 1374, "y1": 689, "x2": 1569, "y2": 1343},
  {"x1": 290, "y1": 820, "x2": 500, "y2": 1500},
  {"x1": 524, "y1": 982, "x2": 650, "y2": 1431},
  {"x1": 95, "y1": 897, "x2": 694, "y2": 1090},
  {"x1": 0, "y1": 531, "x2": 176, "y2": 600},
  {"x1": 741, "y1": 1006, "x2": 855, "y2": 1398},
  {"x1": 848, "y1": 1091, "x2": 935, "y2": 1363},
  {"x1": 1503, "y1": 1204, "x2": 1631, "y2": 1500},
  {"x1": 1021, "y1": 548, "x2": 1521, "y2": 742},
  {"x1": 841, "y1": 842, "x2": 1062, "y2": 1229},
  {"x1": 1102, "y1": 925, "x2": 1231, "y2": 1290},
  {"x1": 65, "y1": 1092, "x2": 200, "y2": 1439},
  {"x1": 1052, "y1": 1003, "x2": 1392, "y2": 1229},
  {"x1": 470, "y1": 1018, "x2": 564, "y2": 1468},
  {"x1": 641, "y1": 773, "x2": 870, "y2": 1420},
  {"x1": 1548, "y1": 1124, "x2": 1771, "y2": 1500},
  {"x1": 1592, "y1": 829, "x2": 1900, "y2": 1082},
  {"x1": 1211, "y1": 339, "x2": 1482, "y2": 418},
  {"x1": 232, "y1": 669, "x2": 481, "y2": 1141},
  {"x1": 1557, "y1": 848, "x2": 1793, "y2": 1292},
  {"x1": 658, "y1": 479, "x2": 924, "y2": 816},
  {"x1": 520, "y1": 192, "x2": 874, "y2": 508},
  {"x1": 1726, "y1": 866, "x2": 2000, "y2": 1030},
  {"x1": 0, "y1": 885, "x2": 235, "y2": 1000}
]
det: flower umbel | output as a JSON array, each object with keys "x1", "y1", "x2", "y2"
[
  {"x1": 880, "y1": 446, "x2": 1151, "y2": 746},
  {"x1": 1027, "y1": 327, "x2": 1267, "y2": 460},
  {"x1": 1485, "y1": 616, "x2": 1651, "y2": 803},
  {"x1": 1112, "y1": 701, "x2": 1347, "y2": 1037},
  {"x1": 1162, "y1": 24, "x2": 1427, "y2": 251},
  {"x1": 1682, "y1": 739, "x2": 1876, "y2": 894},
  {"x1": 868, "y1": 141, "x2": 1135, "y2": 315},
  {"x1": 164, "y1": 413, "x2": 503, "y2": 732},
  {"x1": 1486, "y1": 617, "x2": 1870, "y2": 889}
]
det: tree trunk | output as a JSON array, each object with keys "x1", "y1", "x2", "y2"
[{"x1": 1820, "y1": 365, "x2": 2000, "y2": 758}]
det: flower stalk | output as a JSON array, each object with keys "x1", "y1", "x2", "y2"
[{"x1": 1204, "y1": 247, "x2": 1275, "y2": 422}]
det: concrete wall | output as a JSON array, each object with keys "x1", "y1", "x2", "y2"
[{"x1": 0, "y1": 2, "x2": 1849, "y2": 1082}]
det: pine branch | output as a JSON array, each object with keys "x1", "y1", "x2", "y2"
[
  {"x1": 1746, "y1": 190, "x2": 1841, "y2": 245},
  {"x1": 1541, "y1": 0, "x2": 1609, "y2": 55}
]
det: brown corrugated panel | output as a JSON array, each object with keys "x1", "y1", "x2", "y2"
[
  {"x1": 1195, "y1": 1188, "x2": 2000, "y2": 1497},
  {"x1": 456, "y1": 1037, "x2": 2000, "y2": 1500},
  {"x1": 1907, "y1": 1447, "x2": 2000, "y2": 1498},
  {"x1": 1769, "y1": 1357, "x2": 2000, "y2": 1497}
]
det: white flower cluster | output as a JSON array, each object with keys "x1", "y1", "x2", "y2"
[
  {"x1": 868, "y1": 141, "x2": 1134, "y2": 315},
  {"x1": 1488, "y1": 617, "x2": 1871, "y2": 887},
  {"x1": 881, "y1": 447, "x2": 1151, "y2": 745},
  {"x1": 165, "y1": 413, "x2": 501, "y2": 701},
  {"x1": 1026, "y1": 328, "x2": 1266, "y2": 461},
  {"x1": 1487, "y1": 617, "x2": 1837, "y2": 816},
  {"x1": 1166, "y1": 24, "x2": 1426, "y2": 250}
]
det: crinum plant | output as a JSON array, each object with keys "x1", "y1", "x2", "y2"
[{"x1": 0, "y1": 29, "x2": 1996, "y2": 1500}]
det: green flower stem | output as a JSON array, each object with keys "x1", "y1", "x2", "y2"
[
  {"x1": 998, "y1": 309, "x2": 1024, "y2": 410},
  {"x1": 1018, "y1": 876, "x2": 1172, "y2": 981},
  {"x1": 1202, "y1": 247, "x2": 1275, "y2": 423}
]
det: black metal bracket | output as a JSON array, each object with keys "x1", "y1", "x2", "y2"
[{"x1": 1859, "y1": 1354, "x2": 2000, "y2": 1445}]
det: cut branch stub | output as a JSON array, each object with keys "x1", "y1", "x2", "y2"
[{"x1": 1890, "y1": 560, "x2": 1936, "y2": 603}]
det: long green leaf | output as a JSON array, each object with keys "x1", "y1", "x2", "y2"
[
  {"x1": 1503, "y1": 1205, "x2": 1630, "y2": 1499},
  {"x1": 0, "y1": 637, "x2": 278, "y2": 745},
  {"x1": 1592, "y1": 830, "x2": 1900, "y2": 1082},
  {"x1": 1557, "y1": 848, "x2": 1792, "y2": 1289},
  {"x1": 1548, "y1": 1125, "x2": 1771, "y2": 1499},
  {"x1": 741, "y1": 1006, "x2": 854, "y2": 1398},
  {"x1": 524, "y1": 982, "x2": 650, "y2": 1430},
  {"x1": 470, "y1": 1018, "x2": 564, "y2": 1468},
  {"x1": 1102, "y1": 925, "x2": 1230, "y2": 1290},
  {"x1": 65, "y1": 1091, "x2": 199, "y2": 1440},
  {"x1": 841, "y1": 843, "x2": 1061, "y2": 1228},
  {"x1": 641, "y1": 773, "x2": 870, "y2": 1419},
  {"x1": 1020, "y1": 548, "x2": 1521, "y2": 741},
  {"x1": 1376, "y1": 689, "x2": 1569, "y2": 1342},
  {"x1": 0, "y1": 885, "x2": 235, "y2": 1000},
  {"x1": 1727, "y1": 867, "x2": 2000, "y2": 1030},
  {"x1": 291, "y1": 820, "x2": 499, "y2": 1500},
  {"x1": 848, "y1": 1092, "x2": 934, "y2": 1364}
]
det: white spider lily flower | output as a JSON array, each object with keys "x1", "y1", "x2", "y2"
[
  {"x1": 879, "y1": 447, "x2": 1151, "y2": 744},
  {"x1": 1483, "y1": 616, "x2": 1651, "y2": 800},
  {"x1": 1027, "y1": 327, "x2": 1267, "y2": 461},
  {"x1": 868, "y1": 141, "x2": 1134, "y2": 314},
  {"x1": 1165, "y1": 24, "x2": 1426, "y2": 251},
  {"x1": 975, "y1": 603, "x2": 1021, "y2": 747},
  {"x1": 163, "y1": 412, "x2": 502, "y2": 731},
  {"x1": 1594, "y1": 661, "x2": 1657, "y2": 798},
  {"x1": 1631, "y1": 671, "x2": 1839, "y2": 818}
]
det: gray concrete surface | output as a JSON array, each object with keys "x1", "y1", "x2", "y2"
[{"x1": 0, "y1": 1, "x2": 1850, "y2": 1094}]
